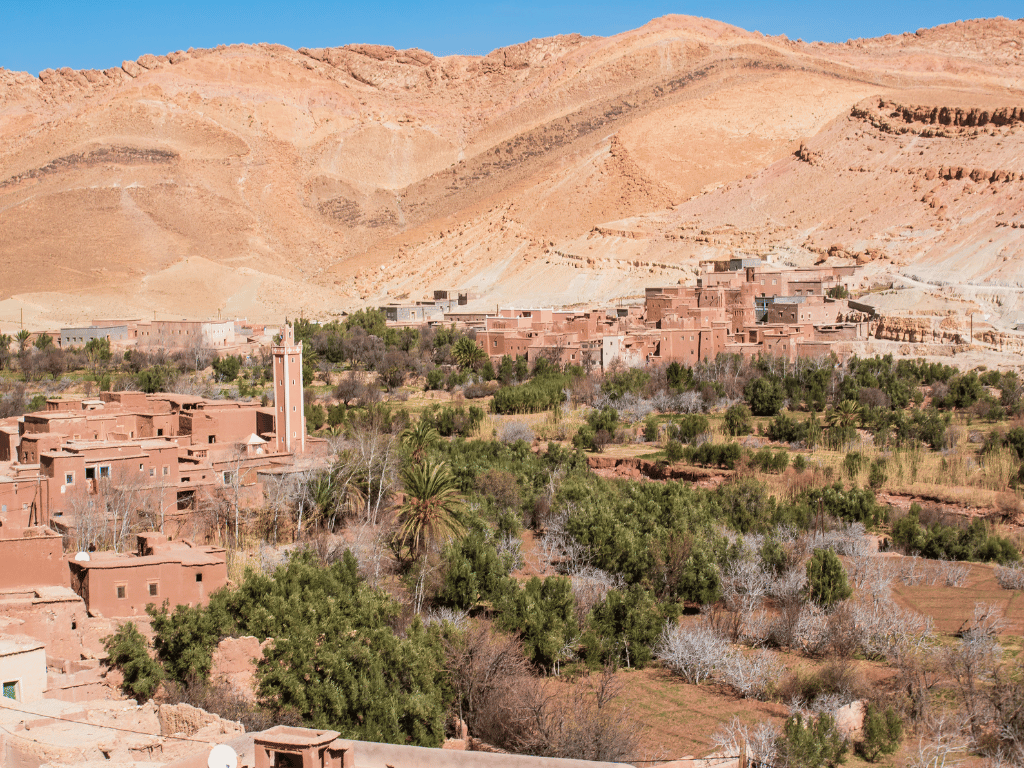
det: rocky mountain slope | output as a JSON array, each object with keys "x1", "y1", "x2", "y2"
[{"x1": 1, "y1": 15, "x2": 1022, "y2": 328}]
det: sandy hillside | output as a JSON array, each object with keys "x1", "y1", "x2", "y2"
[{"x1": 1, "y1": 15, "x2": 1022, "y2": 330}]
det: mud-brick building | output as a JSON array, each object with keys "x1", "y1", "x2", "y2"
[{"x1": 68, "y1": 533, "x2": 227, "y2": 618}]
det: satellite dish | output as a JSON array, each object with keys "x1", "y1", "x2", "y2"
[
  {"x1": 208, "y1": 744, "x2": 238, "y2": 768},
  {"x1": 74, "y1": 552, "x2": 91, "y2": 562}
]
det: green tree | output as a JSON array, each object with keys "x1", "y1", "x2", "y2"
[
  {"x1": 496, "y1": 576, "x2": 575, "y2": 673},
  {"x1": 724, "y1": 404, "x2": 753, "y2": 436},
  {"x1": 402, "y1": 418, "x2": 441, "y2": 462},
  {"x1": 15, "y1": 329, "x2": 30, "y2": 352},
  {"x1": 102, "y1": 622, "x2": 164, "y2": 701},
  {"x1": 33, "y1": 333, "x2": 53, "y2": 350},
  {"x1": 858, "y1": 704, "x2": 902, "y2": 762},
  {"x1": 806, "y1": 549, "x2": 852, "y2": 609},
  {"x1": 0, "y1": 334, "x2": 11, "y2": 370},
  {"x1": 395, "y1": 460, "x2": 466, "y2": 559},
  {"x1": 84, "y1": 336, "x2": 112, "y2": 367},
  {"x1": 745, "y1": 377, "x2": 785, "y2": 417},
  {"x1": 212, "y1": 354, "x2": 242, "y2": 382},
  {"x1": 777, "y1": 712, "x2": 848, "y2": 768},
  {"x1": 453, "y1": 336, "x2": 486, "y2": 370},
  {"x1": 584, "y1": 585, "x2": 664, "y2": 669}
]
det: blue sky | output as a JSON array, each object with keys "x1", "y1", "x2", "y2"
[{"x1": 2, "y1": 1, "x2": 1022, "y2": 75}]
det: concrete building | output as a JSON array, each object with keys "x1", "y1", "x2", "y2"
[
  {"x1": 0, "y1": 634, "x2": 47, "y2": 703},
  {"x1": 60, "y1": 325, "x2": 131, "y2": 349}
]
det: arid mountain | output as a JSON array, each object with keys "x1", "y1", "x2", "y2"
[{"x1": 1, "y1": 15, "x2": 1022, "y2": 330}]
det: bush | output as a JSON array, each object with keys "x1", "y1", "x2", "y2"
[
  {"x1": 670, "y1": 414, "x2": 710, "y2": 444},
  {"x1": 583, "y1": 585, "x2": 665, "y2": 669},
  {"x1": 102, "y1": 622, "x2": 163, "y2": 701},
  {"x1": 724, "y1": 404, "x2": 753, "y2": 436},
  {"x1": 806, "y1": 549, "x2": 852, "y2": 609},
  {"x1": 891, "y1": 505, "x2": 1019, "y2": 564},
  {"x1": 499, "y1": 421, "x2": 535, "y2": 444},
  {"x1": 867, "y1": 459, "x2": 887, "y2": 490},
  {"x1": 858, "y1": 704, "x2": 902, "y2": 762},
  {"x1": 793, "y1": 455, "x2": 807, "y2": 473},
  {"x1": 665, "y1": 440, "x2": 685, "y2": 463},
  {"x1": 777, "y1": 712, "x2": 848, "y2": 768},
  {"x1": 745, "y1": 377, "x2": 785, "y2": 417},
  {"x1": 491, "y1": 373, "x2": 571, "y2": 414},
  {"x1": 643, "y1": 417, "x2": 659, "y2": 442}
]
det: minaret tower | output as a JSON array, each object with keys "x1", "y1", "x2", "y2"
[{"x1": 272, "y1": 322, "x2": 305, "y2": 454}]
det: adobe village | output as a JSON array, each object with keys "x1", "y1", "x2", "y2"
[{"x1": 2, "y1": 12, "x2": 1024, "y2": 768}]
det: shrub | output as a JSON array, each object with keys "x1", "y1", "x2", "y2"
[
  {"x1": 670, "y1": 414, "x2": 710, "y2": 444},
  {"x1": 491, "y1": 373, "x2": 571, "y2": 414},
  {"x1": 643, "y1": 417, "x2": 659, "y2": 442},
  {"x1": 665, "y1": 440, "x2": 685, "y2": 463},
  {"x1": 499, "y1": 420, "x2": 535, "y2": 444},
  {"x1": 806, "y1": 549, "x2": 852, "y2": 609},
  {"x1": 858, "y1": 704, "x2": 902, "y2": 762},
  {"x1": 102, "y1": 622, "x2": 163, "y2": 701},
  {"x1": 777, "y1": 712, "x2": 848, "y2": 768},
  {"x1": 793, "y1": 455, "x2": 807, "y2": 473},
  {"x1": 724, "y1": 404, "x2": 753, "y2": 436},
  {"x1": 867, "y1": 459, "x2": 887, "y2": 490}
]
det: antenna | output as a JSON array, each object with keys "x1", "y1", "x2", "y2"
[{"x1": 208, "y1": 744, "x2": 238, "y2": 768}]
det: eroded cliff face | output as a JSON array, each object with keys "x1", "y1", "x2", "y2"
[{"x1": 0, "y1": 15, "x2": 1023, "y2": 329}]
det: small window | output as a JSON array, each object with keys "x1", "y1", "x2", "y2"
[
  {"x1": 163, "y1": 466, "x2": 169, "y2": 476},
  {"x1": 148, "y1": 583, "x2": 159, "y2": 597},
  {"x1": 208, "y1": 435, "x2": 216, "y2": 444},
  {"x1": 3, "y1": 681, "x2": 18, "y2": 701},
  {"x1": 85, "y1": 467, "x2": 96, "y2": 480},
  {"x1": 65, "y1": 473, "x2": 74, "y2": 485},
  {"x1": 196, "y1": 573, "x2": 203, "y2": 583},
  {"x1": 116, "y1": 585, "x2": 126, "y2": 599},
  {"x1": 224, "y1": 472, "x2": 232, "y2": 484},
  {"x1": 139, "y1": 463, "x2": 145, "y2": 472},
  {"x1": 99, "y1": 466, "x2": 110, "y2": 479},
  {"x1": 157, "y1": 429, "x2": 164, "y2": 436},
  {"x1": 150, "y1": 468, "x2": 155, "y2": 477}
]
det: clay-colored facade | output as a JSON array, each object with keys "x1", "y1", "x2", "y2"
[
  {"x1": 69, "y1": 534, "x2": 227, "y2": 618},
  {"x1": 475, "y1": 263, "x2": 863, "y2": 368}
]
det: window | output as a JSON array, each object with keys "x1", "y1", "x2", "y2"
[
  {"x1": 148, "y1": 583, "x2": 159, "y2": 597},
  {"x1": 196, "y1": 573, "x2": 203, "y2": 583},
  {"x1": 208, "y1": 435, "x2": 216, "y2": 444},
  {"x1": 162, "y1": 466, "x2": 169, "y2": 476},
  {"x1": 116, "y1": 585, "x2": 126, "y2": 599},
  {"x1": 772, "y1": 279, "x2": 777, "y2": 285},
  {"x1": 223, "y1": 471, "x2": 233, "y2": 484},
  {"x1": 139, "y1": 463, "x2": 145, "y2": 472},
  {"x1": 99, "y1": 466, "x2": 110, "y2": 479},
  {"x1": 65, "y1": 473, "x2": 74, "y2": 485},
  {"x1": 3, "y1": 681, "x2": 19, "y2": 701},
  {"x1": 157, "y1": 429, "x2": 164, "y2": 436},
  {"x1": 85, "y1": 467, "x2": 95, "y2": 480},
  {"x1": 182, "y1": 477, "x2": 190, "y2": 483}
]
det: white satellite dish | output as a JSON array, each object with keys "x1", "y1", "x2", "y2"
[
  {"x1": 74, "y1": 552, "x2": 91, "y2": 562},
  {"x1": 208, "y1": 743, "x2": 238, "y2": 768}
]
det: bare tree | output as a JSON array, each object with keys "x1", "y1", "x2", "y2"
[{"x1": 656, "y1": 621, "x2": 730, "y2": 685}]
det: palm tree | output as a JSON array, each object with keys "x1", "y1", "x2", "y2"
[
  {"x1": 395, "y1": 460, "x2": 465, "y2": 560},
  {"x1": 34, "y1": 333, "x2": 53, "y2": 351},
  {"x1": 402, "y1": 418, "x2": 440, "y2": 462},
  {"x1": 15, "y1": 329, "x2": 31, "y2": 353},
  {"x1": 453, "y1": 336, "x2": 486, "y2": 371}
]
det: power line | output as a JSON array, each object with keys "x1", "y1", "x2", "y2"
[{"x1": 0, "y1": 700, "x2": 221, "y2": 745}]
